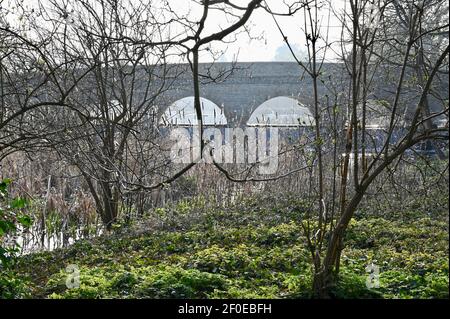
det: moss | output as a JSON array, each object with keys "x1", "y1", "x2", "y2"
[{"x1": 5, "y1": 192, "x2": 449, "y2": 299}]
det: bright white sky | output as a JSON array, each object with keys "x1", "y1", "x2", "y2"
[
  {"x1": 5, "y1": 0, "x2": 348, "y2": 62},
  {"x1": 173, "y1": 0, "x2": 347, "y2": 62}
]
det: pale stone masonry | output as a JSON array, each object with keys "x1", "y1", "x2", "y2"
[{"x1": 152, "y1": 62, "x2": 448, "y2": 127}]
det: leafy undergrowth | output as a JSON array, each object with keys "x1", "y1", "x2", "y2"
[{"x1": 2, "y1": 194, "x2": 449, "y2": 299}]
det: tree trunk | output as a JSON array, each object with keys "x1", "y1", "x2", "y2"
[
  {"x1": 312, "y1": 233, "x2": 346, "y2": 298},
  {"x1": 99, "y1": 180, "x2": 119, "y2": 231},
  {"x1": 312, "y1": 265, "x2": 336, "y2": 298}
]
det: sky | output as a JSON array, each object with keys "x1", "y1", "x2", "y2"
[
  {"x1": 4, "y1": 0, "x2": 347, "y2": 63},
  {"x1": 188, "y1": 0, "x2": 347, "y2": 62}
]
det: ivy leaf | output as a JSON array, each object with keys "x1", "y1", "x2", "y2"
[
  {"x1": 0, "y1": 178, "x2": 12, "y2": 192},
  {"x1": 0, "y1": 219, "x2": 16, "y2": 234},
  {"x1": 17, "y1": 215, "x2": 33, "y2": 228},
  {"x1": 11, "y1": 197, "x2": 27, "y2": 209}
]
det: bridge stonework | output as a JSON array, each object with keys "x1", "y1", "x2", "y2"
[
  {"x1": 151, "y1": 62, "x2": 447, "y2": 127},
  {"x1": 156, "y1": 62, "x2": 345, "y2": 126}
]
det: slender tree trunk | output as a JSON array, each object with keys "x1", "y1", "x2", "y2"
[
  {"x1": 99, "y1": 181, "x2": 119, "y2": 231},
  {"x1": 312, "y1": 269, "x2": 334, "y2": 298}
]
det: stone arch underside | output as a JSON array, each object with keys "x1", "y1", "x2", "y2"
[
  {"x1": 247, "y1": 96, "x2": 315, "y2": 127},
  {"x1": 159, "y1": 96, "x2": 227, "y2": 126}
]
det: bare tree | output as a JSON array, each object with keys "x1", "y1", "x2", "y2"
[
  {"x1": 311, "y1": 0, "x2": 448, "y2": 297},
  {"x1": 0, "y1": 0, "x2": 93, "y2": 161},
  {"x1": 21, "y1": 0, "x2": 268, "y2": 229},
  {"x1": 216, "y1": 0, "x2": 448, "y2": 297}
]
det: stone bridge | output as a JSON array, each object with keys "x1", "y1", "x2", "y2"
[
  {"x1": 149, "y1": 62, "x2": 447, "y2": 127},
  {"x1": 155, "y1": 62, "x2": 343, "y2": 127}
]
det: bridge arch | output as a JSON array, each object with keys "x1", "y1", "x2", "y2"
[
  {"x1": 247, "y1": 96, "x2": 315, "y2": 127},
  {"x1": 159, "y1": 96, "x2": 227, "y2": 126}
]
